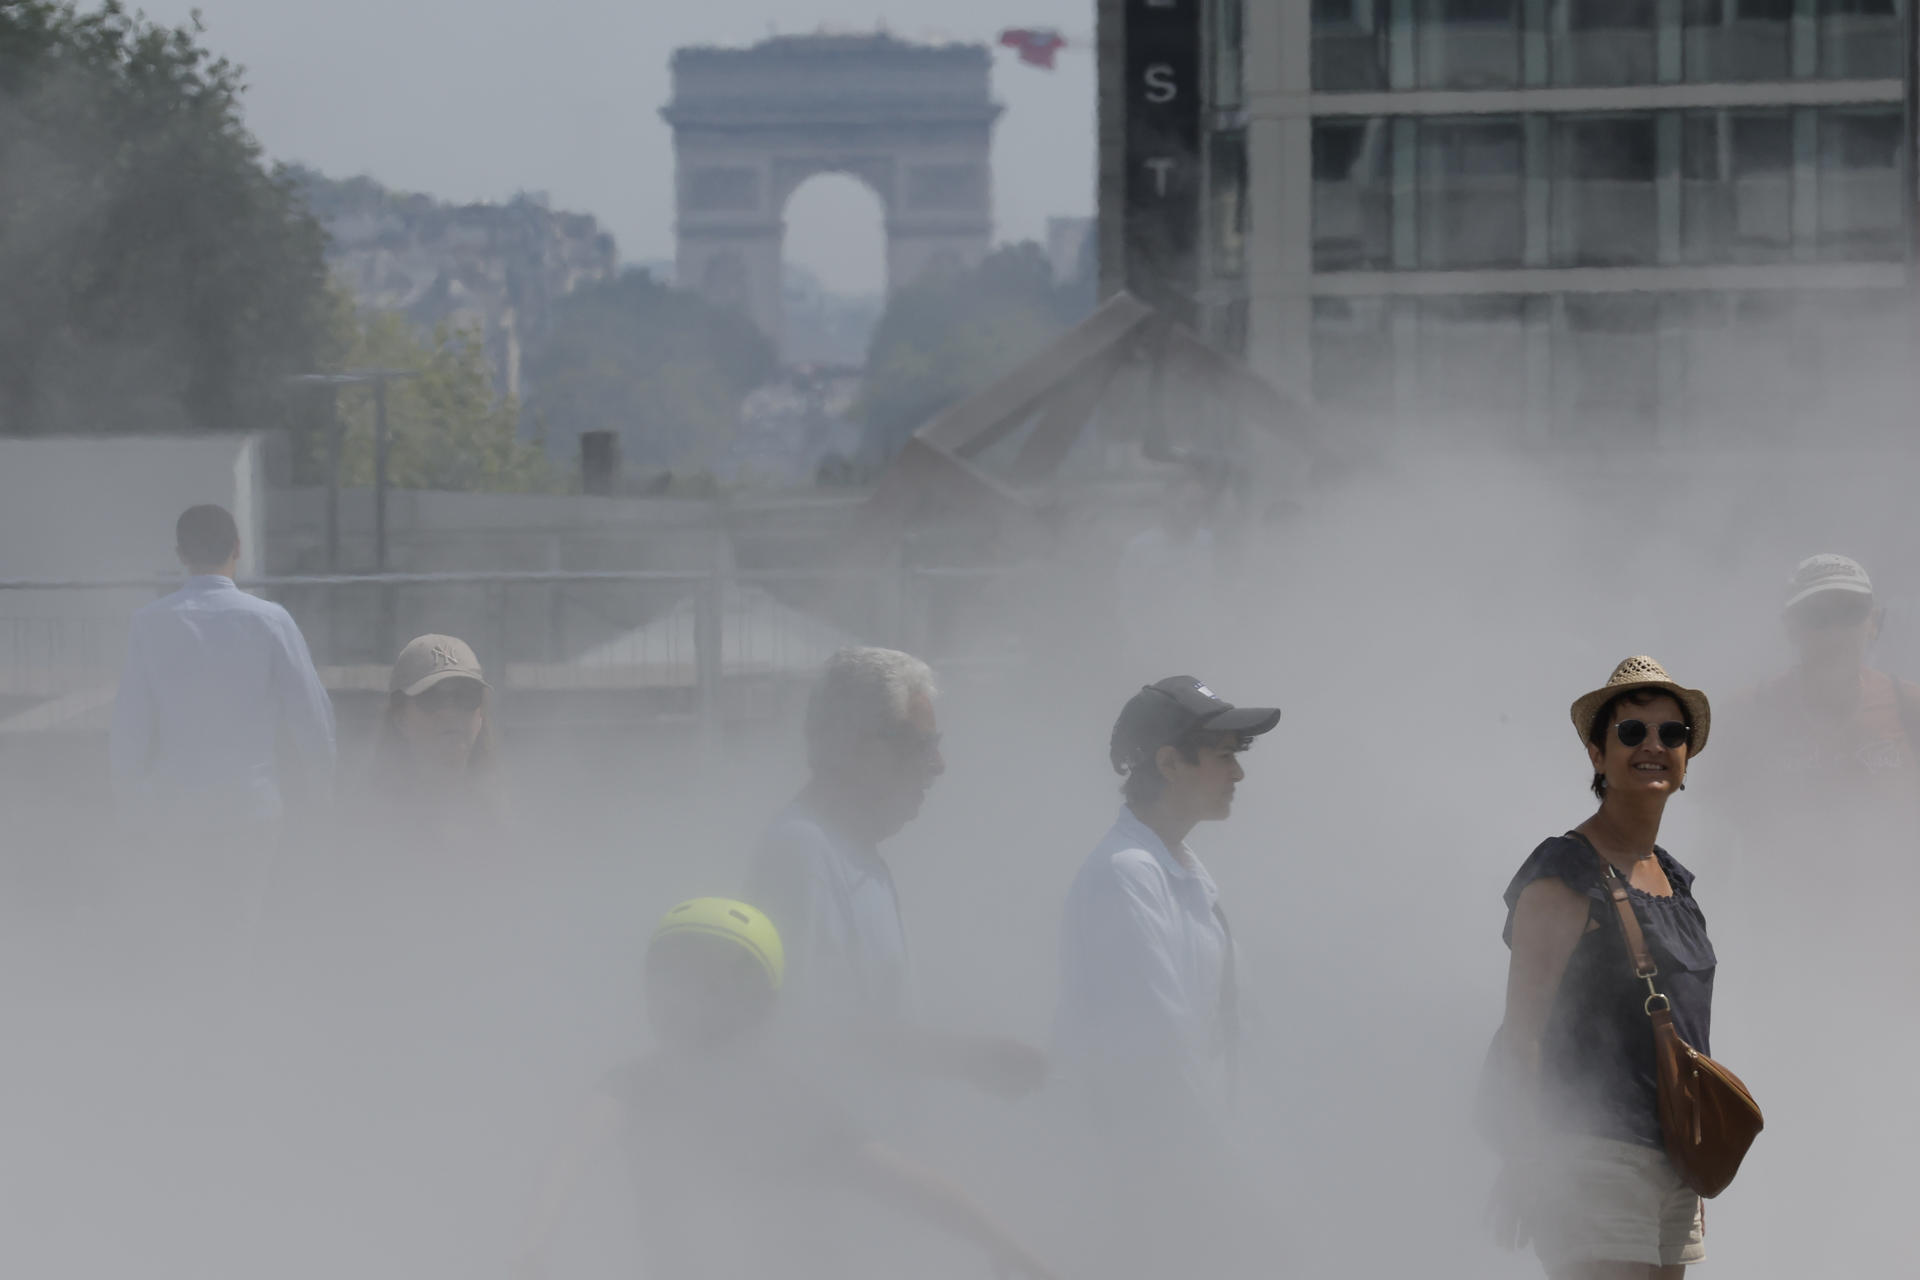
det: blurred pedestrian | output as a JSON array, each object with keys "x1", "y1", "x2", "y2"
[
  {"x1": 1052, "y1": 675, "x2": 1278, "y2": 1278},
  {"x1": 103, "y1": 506, "x2": 335, "y2": 1277},
  {"x1": 365, "y1": 633, "x2": 500, "y2": 842},
  {"x1": 1722, "y1": 554, "x2": 1920, "y2": 841},
  {"x1": 516, "y1": 898, "x2": 1059, "y2": 1280},
  {"x1": 743, "y1": 646, "x2": 1046, "y2": 1131},
  {"x1": 108, "y1": 503, "x2": 334, "y2": 962},
  {"x1": 1490, "y1": 657, "x2": 1719, "y2": 1278}
]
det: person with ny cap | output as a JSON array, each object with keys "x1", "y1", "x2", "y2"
[{"x1": 1051, "y1": 676, "x2": 1279, "y2": 1278}]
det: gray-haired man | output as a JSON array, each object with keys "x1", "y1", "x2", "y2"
[{"x1": 744, "y1": 647, "x2": 1045, "y2": 1125}]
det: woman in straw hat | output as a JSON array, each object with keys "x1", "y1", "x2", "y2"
[{"x1": 1489, "y1": 657, "x2": 1720, "y2": 1278}]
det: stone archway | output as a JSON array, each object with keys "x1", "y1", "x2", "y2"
[{"x1": 663, "y1": 33, "x2": 1002, "y2": 361}]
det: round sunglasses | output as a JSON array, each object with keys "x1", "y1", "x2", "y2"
[{"x1": 1614, "y1": 719, "x2": 1690, "y2": 750}]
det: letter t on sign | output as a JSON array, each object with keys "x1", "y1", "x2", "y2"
[{"x1": 1145, "y1": 158, "x2": 1176, "y2": 197}]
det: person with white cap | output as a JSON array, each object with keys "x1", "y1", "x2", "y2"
[
  {"x1": 1488, "y1": 657, "x2": 1721, "y2": 1278},
  {"x1": 1052, "y1": 675, "x2": 1279, "y2": 1278},
  {"x1": 1708, "y1": 566, "x2": 1920, "y2": 1278},
  {"x1": 1726, "y1": 554, "x2": 1920, "y2": 821}
]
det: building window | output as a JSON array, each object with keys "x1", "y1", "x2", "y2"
[
  {"x1": 1313, "y1": 119, "x2": 1395, "y2": 271},
  {"x1": 1682, "y1": 0, "x2": 1792, "y2": 82},
  {"x1": 1312, "y1": 0, "x2": 1391, "y2": 91},
  {"x1": 1553, "y1": 116, "x2": 1659, "y2": 266},
  {"x1": 1209, "y1": 130, "x2": 1249, "y2": 280},
  {"x1": 1417, "y1": 118, "x2": 1525, "y2": 268},
  {"x1": 1817, "y1": 107, "x2": 1905, "y2": 260},
  {"x1": 1415, "y1": 295, "x2": 1531, "y2": 436},
  {"x1": 1557, "y1": 294, "x2": 1661, "y2": 438},
  {"x1": 1681, "y1": 112, "x2": 1793, "y2": 262},
  {"x1": 1821, "y1": 0, "x2": 1905, "y2": 80},
  {"x1": 1419, "y1": 0, "x2": 1522, "y2": 89},
  {"x1": 1311, "y1": 296, "x2": 1397, "y2": 413},
  {"x1": 1557, "y1": 0, "x2": 1658, "y2": 87}
]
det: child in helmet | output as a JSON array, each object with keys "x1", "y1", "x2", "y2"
[{"x1": 517, "y1": 898, "x2": 1058, "y2": 1280}]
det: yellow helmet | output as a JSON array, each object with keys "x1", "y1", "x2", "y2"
[{"x1": 652, "y1": 898, "x2": 785, "y2": 992}]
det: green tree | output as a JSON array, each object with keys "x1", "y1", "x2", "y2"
[
  {"x1": 859, "y1": 242, "x2": 1090, "y2": 460},
  {"x1": 524, "y1": 269, "x2": 777, "y2": 471},
  {"x1": 0, "y1": 1, "x2": 330, "y2": 434},
  {"x1": 300, "y1": 291, "x2": 556, "y2": 492}
]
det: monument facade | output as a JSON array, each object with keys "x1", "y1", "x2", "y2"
[{"x1": 663, "y1": 34, "x2": 1002, "y2": 358}]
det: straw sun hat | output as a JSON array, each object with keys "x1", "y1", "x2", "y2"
[{"x1": 1569, "y1": 656, "x2": 1711, "y2": 758}]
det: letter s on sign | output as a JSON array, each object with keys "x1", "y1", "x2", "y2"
[{"x1": 1144, "y1": 64, "x2": 1177, "y2": 104}]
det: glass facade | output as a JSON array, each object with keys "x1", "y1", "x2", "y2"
[
  {"x1": 1308, "y1": 285, "x2": 1913, "y2": 440},
  {"x1": 1282, "y1": 2, "x2": 1915, "y2": 439},
  {"x1": 1313, "y1": 106, "x2": 1907, "y2": 272},
  {"x1": 1311, "y1": 0, "x2": 1909, "y2": 89}
]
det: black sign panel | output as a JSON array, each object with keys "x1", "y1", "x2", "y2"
[{"x1": 1123, "y1": 0, "x2": 1204, "y2": 323}]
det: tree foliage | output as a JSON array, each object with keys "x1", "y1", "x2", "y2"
[
  {"x1": 0, "y1": 1, "x2": 330, "y2": 434},
  {"x1": 297, "y1": 290, "x2": 555, "y2": 493},
  {"x1": 859, "y1": 242, "x2": 1092, "y2": 460},
  {"x1": 524, "y1": 269, "x2": 777, "y2": 471}
]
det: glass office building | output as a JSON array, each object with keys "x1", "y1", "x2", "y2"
[{"x1": 1177, "y1": 1, "x2": 1913, "y2": 441}]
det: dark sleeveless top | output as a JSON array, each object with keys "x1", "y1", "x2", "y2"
[{"x1": 1502, "y1": 833, "x2": 1717, "y2": 1149}]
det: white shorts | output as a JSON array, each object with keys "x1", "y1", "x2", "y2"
[{"x1": 1531, "y1": 1134, "x2": 1705, "y2": 1272}]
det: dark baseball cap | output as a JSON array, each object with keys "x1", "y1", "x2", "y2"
[{"x1": 1109, "y1": 676, "x2": 1281, "y2": 774}]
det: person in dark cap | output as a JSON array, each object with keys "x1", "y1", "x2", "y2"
[{"x1": 1051, "y1": 676, "x2": 1279, "y2": 1275}]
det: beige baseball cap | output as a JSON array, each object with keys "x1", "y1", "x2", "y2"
[{"x1": 390, "y1": 634, "x2": 487, "y2": 696}]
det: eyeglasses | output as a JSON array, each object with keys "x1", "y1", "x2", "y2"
[
  {"x1": 1615, "y1": 719, "x2": 1690, "y2": 750},
  {"x1": 414, "y1": 680, "x2": 484, "y2": 713}
]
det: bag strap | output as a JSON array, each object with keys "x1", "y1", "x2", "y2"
[{"x1": 1599, "y1": 861, "x2": 1672, "y2": 1014}]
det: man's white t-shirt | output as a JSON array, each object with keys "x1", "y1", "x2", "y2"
[{"x1": 1054, "y1": 805, "x2": 1233, "y2": 1147}]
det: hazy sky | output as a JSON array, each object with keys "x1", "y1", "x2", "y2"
[{"x1": 139, "y1": 0, "x2": 1096, "y2": 294}]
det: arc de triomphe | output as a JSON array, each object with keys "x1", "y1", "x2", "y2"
[{"x1": 662, "y1": 34, "x2": 1002, "y2": 358}]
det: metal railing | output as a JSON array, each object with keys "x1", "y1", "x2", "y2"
[{"x1": 0, "y1": 563, "x2": 1033, "y2": 732}]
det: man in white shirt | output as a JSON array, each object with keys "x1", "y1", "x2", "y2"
[
  {"x1": 110, "y1": 504, "x2": 335, "y2": 968},
  {"x1": 744, "y1": 647, "x2": 1046, "y2": 1130},
  {"x1": 1053, "y1": 675, "x2": 1278, "y2": 1276},
  {"x1": 111, "y1": 504, "x2": 336, "y2": 826}
]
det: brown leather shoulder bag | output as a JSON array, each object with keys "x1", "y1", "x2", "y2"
[{"x1": 1601, "y1": 864, "x2": 1763, "y2": 1198}]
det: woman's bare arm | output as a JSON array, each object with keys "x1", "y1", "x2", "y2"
[{"x1": 1501, "y1": 876, "x2": 1593, "y2": 1129}]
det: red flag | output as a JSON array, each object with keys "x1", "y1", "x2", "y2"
[{"x1": 998, "y1": 27, "x2": 1067, "y2": 70}]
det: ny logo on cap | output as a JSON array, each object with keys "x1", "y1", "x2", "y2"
[{"x1": 428, "y1": 642, "x2": 463, "y2": 670}]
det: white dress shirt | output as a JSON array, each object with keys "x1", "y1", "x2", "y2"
[{"x1": 110, "y1": 575, "x2": 336, "y2": 824}]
